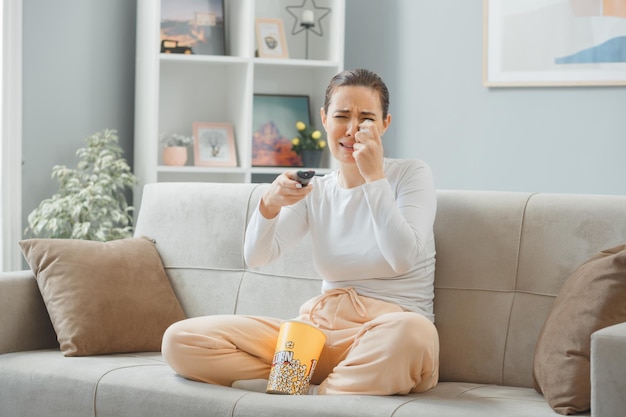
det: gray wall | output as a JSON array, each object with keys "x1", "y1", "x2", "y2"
[
  {"x1": 22, "y1": 0, "x2": 137, "y2": 231},
  {"x1": 21, "y1": 0, "x2": 626, "y2": 237},
  {"x1": 345, "y1": 0, "x2": 626, "y2": 195}
]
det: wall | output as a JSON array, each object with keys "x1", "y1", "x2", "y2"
[
  {"x1": 22, "y1": 0, "x2": 137, "y2": 232},
  {"x1": 345, "y1": 0, "x2": 626, "y2": 195},
  {"x1": 19, "y1": 0, "x2": 626, "y2": 240}
]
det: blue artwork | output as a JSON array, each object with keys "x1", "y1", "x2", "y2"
[{"x1": 555, "y1": 36, "x2": 626, "y2": 64}]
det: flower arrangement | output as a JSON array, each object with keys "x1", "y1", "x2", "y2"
[
  {"x1": 290, "y1": 121, "x2": 326, "y2": 155},
  {"x1": 159, "y1": 132, "x2": 193, "y2": 147}
]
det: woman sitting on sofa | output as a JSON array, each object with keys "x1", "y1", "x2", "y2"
[{"x1": 162, "y1": 68, "x2": 439, "y2": 395}]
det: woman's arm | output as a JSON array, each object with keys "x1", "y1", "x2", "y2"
[
  {"x1": 363, "y1": 160, "x2": 436, "y2": 273},
  {"x1": 243, "y1": 173, "x2": 311, "y2": 267}
]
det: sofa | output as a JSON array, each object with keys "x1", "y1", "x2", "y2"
[{"x1": 1, "y1": 181, "x2": 626, "y2": 417}]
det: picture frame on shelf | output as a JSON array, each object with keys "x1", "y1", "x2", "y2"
[
  {"x1": 483, "y1": 0, "x2": 626, "y2": 87},
  {"x1": 193, "y1": 122, "x2": 237, "y2": 167},
  {"x1": 255, "y1": 18, "x2": 289, "y2": 58},
  {"x1": 252, "y1": 94, "x2": 310, "y2": 167},
  {"x1": 160, "y1": 0, "x2": 226, "y2": 56}
]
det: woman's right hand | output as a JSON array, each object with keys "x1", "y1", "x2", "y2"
[{"x1": 259, "y1": 171, "x2": 312, "y2": 219}]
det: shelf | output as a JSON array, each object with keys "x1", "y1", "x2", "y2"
[
  {"x1": 160, "y1": 53, "x2": 249, "y2": 65},
  {"x1": 134, "y1": 0, "x2": 344, "y2": 207},
  {"x1": 157, "y1": 166, "x2": 334, "y2": 175},
  {"x1": 253, "y1": 58, "x2": 341, "y2": 68},
  {"x1": 250, "y1": 167, "x2": 333, "y2": 175},
  {"x1": 157, "y1": 165, "x2": 246, "y2": 174},
  {"x1": 160, "y1": 54, "x2": 339, "y2": 69}
]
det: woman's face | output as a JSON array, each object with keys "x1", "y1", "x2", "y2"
[{"x1": 320, "y1": 86, "x2": 390, "y2": 165}]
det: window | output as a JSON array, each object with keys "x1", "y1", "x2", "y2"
[
  {"x1": 1, "y1": 0, "x2": 22, "y2": 271},
  {"x1": 1, "y1": 0, "x2": 4, "y2": 270}
]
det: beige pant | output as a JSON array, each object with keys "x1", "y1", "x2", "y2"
[{"x1": 161, "y1": 287, "x2": 439, "y2": 395}]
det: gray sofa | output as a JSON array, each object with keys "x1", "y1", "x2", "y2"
[{"x1": 1, "y1": 182, "x2": 626, "y2": 417}]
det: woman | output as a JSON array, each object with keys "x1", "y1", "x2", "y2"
[{"x1": 162, "y1": 68, "x2": 439, "y2": 395}]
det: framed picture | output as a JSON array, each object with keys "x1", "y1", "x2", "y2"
[
  {"x1": 255, "y1": 18, "x2": 289, "y2": 58},
  {"x1": 252, "y1": 94, "x2": 310, "y2": 167},
  {"x1": 484, "y1": 0, "x2": 626, "y2": 87},
  {"x1": 193, "y1": 122, "x2": 237, "y2": 167},
  {"x1": 160, "y1": 0, "x2": 226, "y2": 56}
]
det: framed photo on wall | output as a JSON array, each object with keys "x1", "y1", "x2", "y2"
[
  {"x1": 193, "y1": 122, "x2": 237, "y2": 167},
  {"x1": 255, "y1": 18, "x2": 289, "y2": 58},
  {"x1": 484, "y1": 0, "x2": 626, "y2": 87},
  {"x1": 160, "y1": 0, "x2": 226, "y2": 56},
  {"x1": 252, "y1": 94, "x2": 310, "y2": 167}
]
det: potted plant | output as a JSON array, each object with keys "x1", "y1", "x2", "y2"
[
  {"x1": 25, "y1": 129, "x2": 138, "y2": 241},
  {"x1": 160, "y1": 132, "x2": 193, "y2": 166},
  {"x1": 290, "y1": 121, "x2": 326, "y2": 167}
]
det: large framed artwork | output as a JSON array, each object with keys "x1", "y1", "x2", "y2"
[
  {"x1": 160, "y1": 0, "x2": 226, "y2": 56},
  {"x1": 252, "y1": 94, "x2": 310, "y2": 167},
  {"x1": 484, "y1": 0, "x2": 626, "y2": 87}
]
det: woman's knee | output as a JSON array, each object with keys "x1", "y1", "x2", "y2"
[
  {"x1": 373, "y1": 312, "x2": 439, "y2": 353},
  {"x1": 161, "y1": 316, "x2": 237, "y2": 382},
  {"x1": 161, "y1": 319, "x2": 185, "y2": 359},
  {"x1": 161, "y1": 318, "x2": 198, "y2": 374},
  {"x1": 162, "y1": 315, "x2": 228, "y2": 354}
]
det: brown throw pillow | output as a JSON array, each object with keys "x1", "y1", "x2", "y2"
[
  {"x1": 19, "y1": 237, "x2": 186, "y2": 356},
  {"x1": 533, "y1": 244, "x2": 626, "y2": 415}
]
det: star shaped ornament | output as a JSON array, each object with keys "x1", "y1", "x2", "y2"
[{"x1": 285, "y1": 0, "x2": 331, "y2": 37}]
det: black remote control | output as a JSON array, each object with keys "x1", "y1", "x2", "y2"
[{"x1": 295, "y1": 170, "x2": 315, "y2": 186}]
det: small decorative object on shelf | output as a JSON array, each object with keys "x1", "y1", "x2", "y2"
[
  {"x1": 160, "y1": 132, "x2": 193, "y2": 166},
  {"x1": 300, "y1": 149, "x2": 323, "y2": 168},
  {"x1": 255, "y1": 18, "x2": 289, "y2": 58},
  {"x1": 192, "y1": 122, "x2": 238, "y2": 167},
  {"x1": 291, "y1": 121, "x2": 326, "y2": 167},
  {"x1": 285, "y1": 0, "x2": 332, "y2": 59}
]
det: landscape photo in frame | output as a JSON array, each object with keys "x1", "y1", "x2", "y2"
[
  {"x1": 251, "y1": 94, "x2": 310, "y2": 167},
  {"x1": 160, "y1": 0, "x2": 226, "y2": 56}
]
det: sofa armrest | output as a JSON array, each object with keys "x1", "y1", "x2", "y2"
[
  {"x1": 591, "y1": 322, "x2": 626, "y2": 417},
  {"x1": 0, "y1": 270, "x2": 57, "y2": 354}
]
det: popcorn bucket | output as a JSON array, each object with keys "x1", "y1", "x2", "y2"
[{"x1": 266, "y1": 320, "x2": 326, "y2": 395}]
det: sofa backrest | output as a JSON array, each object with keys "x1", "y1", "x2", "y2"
[
  {"x1": 434, "y1": 190, "x2": 626, "y2": 388},
  {"x1": 134, "y1": 183, "x2": 321, "y2": 320},
  {"x1": 134, "y1": 182, "x2": 626, "y2": 389}
]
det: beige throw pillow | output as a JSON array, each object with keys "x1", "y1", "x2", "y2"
[
  {"x1": 533, "y1": 244, "x2": 626, "y2": 415},
  {"x1": 19, "y1": 237, "x2": 186, "y2": 356}
]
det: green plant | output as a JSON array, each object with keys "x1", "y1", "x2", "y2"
[
  {"x1": 290, "y1": 121, "x2": 326, "y2": 155},
  {"x1": 25, "y1": 129, "x2": 139, "y2": 241},
  {"x1": 159, "y1": 132, "x2": 193, "y2": 147}
]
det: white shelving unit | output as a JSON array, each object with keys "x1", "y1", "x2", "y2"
[{"x1": 133, "y1": 0, "x2": 345, "y2": 206}]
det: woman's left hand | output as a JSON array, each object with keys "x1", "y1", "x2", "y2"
[{"x1": 353, "y1": 120, "x2": 385, "y2": 182}]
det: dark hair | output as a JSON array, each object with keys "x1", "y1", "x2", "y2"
[{"x1": 323, "y1": 68, "x2": 390, "y2": 119}]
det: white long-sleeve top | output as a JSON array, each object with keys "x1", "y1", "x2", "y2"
[{"x1": 244, "y1": 158, "x2": 437, "y2": 321}]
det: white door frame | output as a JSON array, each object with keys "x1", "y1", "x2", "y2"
[{"x1": 1, "y1": 0, "x2": 23, "y2": 271}]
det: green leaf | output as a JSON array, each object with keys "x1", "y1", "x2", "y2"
[{"x1": 25, "y1": 129, "x2": 138, "y2": 241}]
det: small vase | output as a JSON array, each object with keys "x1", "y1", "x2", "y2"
[
  {"x1": 162, "y1": 146, "x2": 187, "y2": 166},
  {"x1": 300, "y1": 150, "x2": 322, "y2": 168}
]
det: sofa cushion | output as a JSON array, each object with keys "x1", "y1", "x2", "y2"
[
  {"x1": 19, "y1": 237, "x2": 186, "y2": 356},
  {"x1": 533, "y1": 244, "x2": 626, "y2": 415}
]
